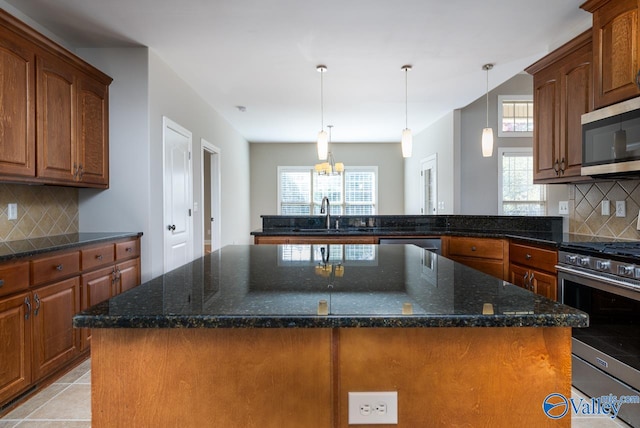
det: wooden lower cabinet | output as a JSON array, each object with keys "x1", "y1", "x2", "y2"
[
  {"x1": 31, "y1": 277, "x2": 81, "y2": 381},
  {"x1": 0, "y1": 292, "x2": 32, "y2": 404},
  {"x1": 0, "y1": 235, "x2": 141, "y2": 409},
  {"x1": 509, "y1": 242, "x2": 558, "y2": 301},
  {"x1": 442, "y1": 236, "x2": 508, "y2": 280}
]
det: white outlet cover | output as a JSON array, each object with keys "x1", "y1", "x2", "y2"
[
  {"x1": 7, "y1": 203, "x2": 17, "y2": 220},
  {"x1": 348, "y1": 391, "x2": 398, "y2": 424},
  {"x1": 601, "y1": 200, "x2": 610, "y2": 216},
  {"x1": 616, "y1": 201, "x2": 626, "y2": 218}
]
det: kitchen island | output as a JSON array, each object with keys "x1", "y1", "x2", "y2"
[{"x1": 74, "y1": 244, "x2": 587, "y2": 427}]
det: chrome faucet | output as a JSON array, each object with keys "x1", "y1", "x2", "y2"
[{"x1": 320, "y1": 196, "x2": 330, "y2": 229}]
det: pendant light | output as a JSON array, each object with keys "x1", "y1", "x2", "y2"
[
  {"x1": 482, "y1": 63, "x2": 494, "y2": 157},
  {"x1": 317, "y1": 65, "x2": 328, "y2": 160},
  {"x1": 401, "y1": 65, "x2": 412, "y2": 158},
  {"x1": 314, "y1": 125, "x2": 344, "y2": 175}
]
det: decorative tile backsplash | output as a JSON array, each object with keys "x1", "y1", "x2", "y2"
[
  {"x1": 570, "y1": 180, "x2": 640, "y2": 239},
  {"x1": 0, "y1": 184, "x2": 78, "y2": 241}
]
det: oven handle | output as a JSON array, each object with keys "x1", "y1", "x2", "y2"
[{"x1": 556, "y1": 265, "x2": 640, "y2": 302}]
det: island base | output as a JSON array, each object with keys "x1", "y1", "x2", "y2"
[{"x1": 91, "y1": 327, "x2": 571, "y2": 427}]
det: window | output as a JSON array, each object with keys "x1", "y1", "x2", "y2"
[
  {"x1": 278, "y1": 167, "x2": 377, "y2": 215},
  {"x1": 498, "y1": 148, "x2": 546, "y2": 215},
  {"x1": 498, "y1": 95, "x2": 533, "y2": 137}
]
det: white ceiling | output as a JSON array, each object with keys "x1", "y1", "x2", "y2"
[{"x1": 5, "y1": 0, "x2": 592, "y2": 143}]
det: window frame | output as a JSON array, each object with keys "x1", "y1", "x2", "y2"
[
  {"x1": 497, "y1": 94, "x2": 533, "y2": 138},
  {"x1": 497, "y1": 147, "x2": 547, "y2": 216},
  {"x1": 277, "y1": 166, "x2": 378, "y2": 215}
]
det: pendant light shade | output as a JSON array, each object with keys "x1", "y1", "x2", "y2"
[
  {"x1": 317, "y1": 65, "x2": 328, "y2": 160},
  {"x1": 482, "y1": 63, "x2": 494, "y2": 157},
  {"x1": 401, "y1": 65, "x2": 412, "y2": 158}
]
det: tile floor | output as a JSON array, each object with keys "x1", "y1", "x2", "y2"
[{"x1": 0, "y1": 358, "x2": 634, "y2": 427}]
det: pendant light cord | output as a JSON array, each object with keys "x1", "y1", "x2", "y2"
[
  {"x1": 485, "y1": 67, "x2": 489, "y2": 128},
  {"x1": 405, "y1": 67, "x2": 408, "y2": 129},
  {"x1": 320, "y1": 68, "x2": 325, "y2": 131}
]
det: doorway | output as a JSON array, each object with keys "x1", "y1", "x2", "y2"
[
  {"x1": 163, "y1": 117, "x2": 193, "y2": 273},
  {"x1": 421, "y1": 154, "x2": 437, "y2": 215},
  {"x1": 201, "y1": 139, "x2": 221, "y2": 254}
]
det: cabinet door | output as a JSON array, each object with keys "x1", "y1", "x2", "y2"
[
  {"x1": 508, "y1": 264, "x2": 531, "y2": 292},
  {"x1": 0, "y1": 292, "x2": 32, "y2": 404},
  {"x1": 116, "y1": 258, "x2": 141, "y2": 294},
  {"x1": 589, "y1": 0, "x2": 640, "y2": 108},
  {"x1": 0, "y1": 28, "x2": 35, "y2": 178},
  {"x1": 31, "y1": 276, "x2": 80, "y2": 381},
  {"x1": 76, "y1": 72, "x2": 109, "y2": 187},
  {"x1": 36, "y1": 53, "x2": 77, "y2": 183},
  {"x1": 531, "y1": 270, "x2": 558, "y2": 301},
  {"x1": 80, "y1": 266, "x2": 114, "y2": 350},
  {"x1": 559, "y1": 42, "x2": 592, "y2": 179},
  {"x1": 532, "y1": 66, "x2": 560, "y2": 181}
]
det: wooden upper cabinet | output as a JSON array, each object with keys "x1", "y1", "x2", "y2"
[
  {"x1": 36, "y1": 53, "x2": 76, "y2": 183},
  {"x1": 0, "y1": 26, "x2": 35, "y2": 178},
  {"x1": 0, "y1": 10, "x2": 112, "y2": 188},
  {"x1": 582, "y1": 0, "x2": 640, "y2": 108},
  {"x1": 526, "y1": 30, "x2": 593, "y2": 183},
  {"x1": 76, "y1": 72, "x2": 109, "y2": 186}
]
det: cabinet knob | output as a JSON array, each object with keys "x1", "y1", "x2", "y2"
[
  {"x1": 56, "y1": 264, "x2": 64, "y2": 271},
  {"x1": 126, "y1": 247, "x2": 133, "y2": 253},
  {"x1": 525, "y1": 253, "x2": 532, "y2": 260},
  {"x1": 96, "y1": 254, "x2": 103, "y2": 261},
  {"x1": 471, "y1": 246, "x2": 477, "y2": 251}
]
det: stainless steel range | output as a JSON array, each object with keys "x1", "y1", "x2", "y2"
[{"x1": 557, "y1": 241, "x2": 640, "y2": 426}]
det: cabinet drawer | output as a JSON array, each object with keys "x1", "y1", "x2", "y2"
[
  {"x1": 0, "y1": 261, "x2": 30, "y2": 297},
  {"x1": 81, "y1": 243, "x2": 115, "y2": 271},
  {"x1": 116, "y1": 239, "x2": 139, "y2": 261},
  {"x1": 447, "y1": 237, "x2": 504, "y2": 260},
  {"x1": 31, "y1": 251, "x2": 80, "y2": 286},
  {"x1": 510, "y1": 243, "x2": 557, "y2": 273}
]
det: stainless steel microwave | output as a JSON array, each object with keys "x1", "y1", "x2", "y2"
[{"x1": 582, "y1": 96, "x2": 640, "y2": 177}]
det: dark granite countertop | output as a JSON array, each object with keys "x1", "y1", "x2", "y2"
[
  {"x1": 0, "y1": 232, "x2": 143, "y2": 262},
  {"x1": 73, "y1": 244, "x2": 588, "y2": 329},
  {"x1": 251, "y1": 215, "x2": 566, "y2": 246}
]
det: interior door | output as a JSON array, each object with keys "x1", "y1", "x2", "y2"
[
  {"x1": 202, "y1": 139, "x2": 221, "y2": 253},
  {"x1": 420, "y1": 154, "x2": 437, "y2": 214},
  {"x1": 163, "y1": 117, "x2": 193, "y2": 273}
]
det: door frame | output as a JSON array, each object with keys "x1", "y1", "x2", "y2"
[
  {"x1": 162, "y1": 116, "x2": 193, "y2": 272},
  {"x1": 201, "y1": 139, "x2": 221, "y2": 253}
]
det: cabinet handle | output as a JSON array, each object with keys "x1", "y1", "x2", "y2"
[
  {"x1": 24, "y1": 297, "x2": 31, "y2": 320},
  {"x1": 34, "y1": 293, "x2": 41, "y2": 316},
  {"x1": 525, "y1": 253, "x2": 532, "y2": 260},
  {"x1": 73, "y1": 163, "x2": 78, "y2": 178},
  {"x1": 56, "y1": 264, "x2": 64, "y2": 271},
  {"x1": 111, "y1": 268, "x2": 117, "y2": 284},
  {"x1": 553, "y1": 159, "x2": 559, "y2": 175},
  {"x1": 529, "y1": 273, "x2": 535, "y2": 291},
  {"x1": 78, "y1": 165, "x2": 84, "y2": 180},
  {"x1": 523, "y1": 272, "x2": 529, "y2": 286},
  {"x1": 0, "y1": 279, "x2": 4, "y2": 288},
  {"x1": 560, "y1": 158, "x2": 566, "y2": 174},
  {"x1": 636, "y1": 69, "x2": 640, "y2": 90}
]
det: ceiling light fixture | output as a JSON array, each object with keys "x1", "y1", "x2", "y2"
[
  {"x1": 401, "y1": 65, "x2": 413, "y2": 158},
  {"x1": 317, "y1": 65, "x2": 328, "y2": 160},
  {"x1": 315, "y1": 125, "x2": 344, "y2": 175},
  {"x1": 482, "y1": 63, "x2": 494, "y2": 157}
]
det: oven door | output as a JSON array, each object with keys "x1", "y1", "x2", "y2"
[{"x1": 558, "y1": 267, "x2": 640, "y2": 426}]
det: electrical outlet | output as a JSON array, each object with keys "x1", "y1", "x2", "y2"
[
  {"x1": 558, "y1": 201, "x2": 569, "y2": 215},
  {"x1": 348, "y1": 391, "x2": 398, "y2": 424},
  {"x1": 7, "y1": 203, "x2": 17, "y2": 220},
  {"x1": 616, "y1": 201, "x2": 626, "y2": 217},
  {"x1": 601, "y1": 200, "x2": 610, "y2": 216}
]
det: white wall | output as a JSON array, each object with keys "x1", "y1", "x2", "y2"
[
  {"x1": 404, "y1": 111, "x2": 458, "y2": 215},
  {"x1": 76, "y1": 48, "x2": 152, "y2": 280},
  {"x1": 250, "y1": 143, "x2": 404, "y2": 231}
]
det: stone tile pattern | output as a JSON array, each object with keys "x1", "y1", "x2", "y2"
[
  {"x1": 571, "y1": 180, "x2": 640, "y2": 239},
  {"x1": 0, "y1": 184, "x2": 78, "y2": 242}
]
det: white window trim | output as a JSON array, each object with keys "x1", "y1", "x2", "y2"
[
  {"x1": 497, "y1": 147, "x2": 546, "y2": 215},
  {"x1": 277, "y1": 166, "x2": 378, "y2": 215},
  {"x1": 498, "y1": 95, "x2": 533, "y2": 138}
]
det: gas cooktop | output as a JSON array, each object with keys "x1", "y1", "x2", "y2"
[{"x1": 561, "y1": 241, "x2": 640, "y2": 260}]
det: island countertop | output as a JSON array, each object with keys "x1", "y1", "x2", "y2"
[{"x1": 73, "y1": 244, "x2": 587, "y2": 329}]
